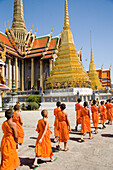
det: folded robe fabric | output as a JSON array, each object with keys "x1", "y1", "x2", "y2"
[
  {"x1": 54, "y1": 107, "x2": 61, "y2": 137},
  {"x1": 13, "y1": 111, "x2": 24, "y2": 145},
  {"x1": 0, "y1": 121, "x2": 20, "y2": 170},
  {"x1": 35, "y1": 119, "x2": 53, "y2": 158},
  {"x1": 57, "y1": 111, "x2": 69, "y2": 143}
]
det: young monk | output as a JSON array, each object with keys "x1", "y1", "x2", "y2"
[
  {"x1": 75, "y1": 98, "x2": 82, "y2": 131},
  {"x1": 81, "y1": 101, "x2": 93, "y2": 142},
  {"x1": 99, "y1": 101, "x2": 107, "y2": 129},
  {"x1": 13, "y1": 104, "x2": 24, "y2": 147},
  {"x1": 56, "y1": 103, "x2": 71, "y2": 151},
  {"x1": 54, "y1": 101, "x2": 61, "y2": 142},
  {"x1": 91, "y1": 100, "x2": 99, "y2": 134},
  {"x1": 107, "y1": 99, "x2": 113, "y2": 125},
  {"x1": 106, "y1": 99, "x2": 110, "y2": 124},
  {"x1": 33, "y1": 110, "x2": 56, "y2": 168},
  {"x1": 0, "y1": 109, "x2": 20, "y2": 170}
]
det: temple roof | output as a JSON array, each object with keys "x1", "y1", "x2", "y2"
[
  {"x1": 0, "y1": 31, "x2": 20, "y2": 58},
  {"x1": 0, "y1": 28, "x2": 60, "y2": 60},
  {"x1": 25, "y1": 35, "x2": 60, "y2": 59},
  {"x1": 0, "y1": 84, "x2": 10, "y2": 91}
]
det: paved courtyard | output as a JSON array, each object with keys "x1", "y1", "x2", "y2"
[{"x1": 0, "y1": 109, "x2": 113, "y2": 170}]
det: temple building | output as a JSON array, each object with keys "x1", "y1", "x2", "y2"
[
  {"x1": 46, "y1": 0, "x2": 91, "y2": 89},
  {"x1": 0, "y1": 0, "x2": 60, "y2": 93},
  {"x1": 0, "y1": 0, "x2": 109, "y2": 94}
]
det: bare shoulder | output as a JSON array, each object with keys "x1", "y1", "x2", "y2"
[
  {"x1": 10, "y1": 121, "x2": 17, "y2": 129},
  {"x1": 44, "y1": 119, "x2": 49, "y2": 125},
  {"x1": 63, "y1": 111, "x2": 68, "y2": 116},
  {"x1": 17, "y1": 112, "x2": 22, "y2": 118}
]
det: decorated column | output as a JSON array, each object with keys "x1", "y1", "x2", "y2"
[
  {"x1": 22, "y1": 60, "x2": 24, "y2": 91},
  {"x1": 8, "y1": 58, "x2": 11, "y2": 88},
  {"x1": 40, "y1": 60, "x2": 43, "y2": 93},
  {"x1": 15, "y1": 57, "x2": 18, "y2": 89},
  {"x1": 31, "y1": 58, "x2": 34, "y2": 89}
]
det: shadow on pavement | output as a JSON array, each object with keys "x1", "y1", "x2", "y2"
[
  {"x1": 101, "y1": 134, "x2": 113, "y2": 138},
  {"x1": 30, "y1": 137, "x2": 37, "y2": 140},
  {"x1": 70, "y1": 131, "x2": 81, "y2": 135},
  {"x1": 19, "y1": 157, "x2": 50, "y2": 169},
  {"x1": 28, "y1": 145, "x2": 35, "y2": 148},
  {"x1": 70, "y1": 137, "x2": 81, "y2": 142},
  {"x1": 91, "y1": 127, "x2": 101, "y2": 129},
  {"x1": 52, "y1": 146, "x2": 60, "y2": 153},
  {"x1": 19, "y1": 157, "x2": 34, "y2": 169}
]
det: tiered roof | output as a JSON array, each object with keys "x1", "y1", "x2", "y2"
[
  {"x1": 0, "y1": 30, "x2": 60, "y2": 60},
  {"x1": 0, "y1": 31, "x2": 19, "y2": 59}
]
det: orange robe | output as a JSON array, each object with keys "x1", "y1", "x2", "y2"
[
  {"x1": 13, "y1": 111, "x2": 24, "y2": 145},
  {"x1": 81, "y1": 108, "x2": 91, "y2": 134},
  {"x1": 0, "y1": 121, "x2": 20, "y2": 170},
  {"x1": 107, "y1": 103, "x2": 113, "y2": 121},
  {"x1": 91, "y1": 105, "x2": 99, "y2": 128},
  {"x1": 35, "y1": 119, "x2": 53, "y2": 158},
  {"x1": 106, "y1": 102, "x2": 109, "y2": 120},
  {"x1": 75, "y1": 103, "x2": 82, "y2": 124},
  {"x1": 54, "y1": 107, "x2": 60, "y2": 137},
  {"x1": 99, "y1": 105, "x2": 107, "y2": 124},
  {"x1": 57, "y1": 111, "x2": 69, "y2": 142}
]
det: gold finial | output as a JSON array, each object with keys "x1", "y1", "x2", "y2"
[
  {"x1": 101, "y1": 64, "x2": 103, "y2": 70},
  {"x1": 50, "y1": 27, "x2": 54, "y2": 37},
  {"x1": 80, "y1": 46, "x2": 83, "y2": 51},
  {"x1": 109, "y1": 65, "x2": 112, "y2": 71},
  {"x1": 90, "y1": 31, "x2": 93, "y2": 63},
  {"x1": 36, "y1": 26, "x2": 38, "y2": 33},
  {"x1": 64, "y1": 0, "x2": 70, "y2": 29},
  {"x1": 51, "y1": 27, "x2": 54, "y2": 33},
  {"x1": 30, "y1": 25, "x2": 33, "y2": 34}
]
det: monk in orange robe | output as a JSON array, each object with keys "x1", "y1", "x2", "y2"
[
  {"x1": 81, "y1": 101, "x2": 93, "y2": 141},
  {"x1": 0, "y1": 109, "x2": 20, "y2": 170},
  {"x1": 75, "y1": 98, "x2": 82, "y2": 131},
  {"x1": 13, "y1": 104, "x2": 24, "y2": 147},
  {"x1": 99, "y1": 101, "x2": 107, "y2": 128},
  {"x1": 56, "y1": 103, "x2": 71, "y2": 151},
  {"x1": 33, "y1": 110, "x2": 56, "y2": 168},
  {"x1": 54, "y1": 101, "x2": 61, "y2": 142},
  {"x1": 107, "y1": 99, "x2": 113, "y2": 124},
  {"x1": 91, "y1": 100, "x2": 99, "y2": 134},
  {"x1": 106, "y1": 99, "x2": 110, "y2": 123}
]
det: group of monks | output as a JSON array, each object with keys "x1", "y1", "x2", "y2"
[
  {"x1": 75, "y1": 98, "x2": 113, "y2": 141},
  {"x1": 0, "y1": 98, "x2": 113, "y2": 169}
]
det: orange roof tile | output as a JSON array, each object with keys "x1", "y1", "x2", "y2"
[
  {"x1": 49, "y1": 38, "x2": 58, "y2": 50},
  {"x1": 32, "y1": 36, "x2": 49, "y2": 49},
  {"x1": 0, "y1": 32, "x2": 12, "y2": 47}
]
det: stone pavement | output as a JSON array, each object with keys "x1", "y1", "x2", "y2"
[{"x1": 0, "y1": 110, "x2": 113, "y2": 170}]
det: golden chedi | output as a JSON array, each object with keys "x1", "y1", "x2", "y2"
[
  {"x1": 88, "y1": 34, "x2": 103, "y2": 90},
  {"x1": 46, "y1": 0, "x2": 91, "y2": 89}
]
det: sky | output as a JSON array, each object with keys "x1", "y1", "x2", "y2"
[{"x1": 0, "y1": 0, "x2": 113, "y2": 82}]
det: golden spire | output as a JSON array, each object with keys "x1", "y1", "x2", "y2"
[
  {"x1": 46, "y1": 0, "x2": 91, "y2": 89},
  {"x1": 11, "y1": 0, "x2": 27, "y2": 32},
  {"x1": 64, "y1": 0, "x2": 70, "y2": 30},
  {"x1": 90, "y1": 31, "x2": 93, "y2": 63},
  {"x1": 88, "y1": 32, "x2": 103, "y2": 90}
]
